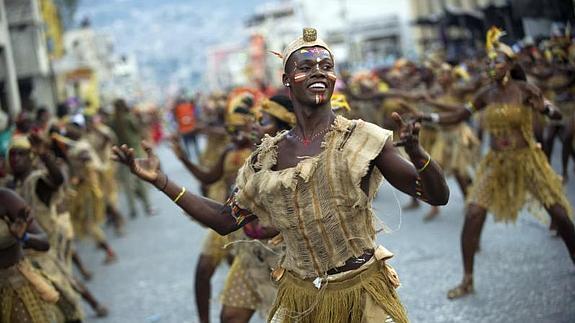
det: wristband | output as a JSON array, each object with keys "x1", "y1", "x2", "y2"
[{"x1": 429, "y1": 113, "x2": 440, "y2": 123}]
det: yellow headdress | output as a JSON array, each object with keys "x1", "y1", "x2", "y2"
[
  {"x1": 486, "y1": 26, "x2": 515, "y2": 60},
  {"x1": 8, "y1": 135, "x2": 32, "y2": 151},
  {"x1": 226, "y1": 88, "x2": 261, "y2": 127},
  {"x1": 275, "y1": 28, "x2": 333, "y2": 71},
  {"x1": 259, "y1": 98, "x2": 296, "y2": 126},
  {"x1": 330, "y1": 93, "x2": 351, "y2": 112},
  {"x1": 6, "y1": 135, "x2": 34, "y2": 173},
  {"x1": 453, "y1": 65, "x2": 470, "y2": 81}
]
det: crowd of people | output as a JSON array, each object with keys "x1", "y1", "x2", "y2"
[{"x1": 1, "y1": 25, "x2": 574, "y2": 323}]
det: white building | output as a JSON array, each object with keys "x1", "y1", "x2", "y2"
[
  {"x1": 241, "y1": 0, "x2": 415, "y2": 87},
  {"x1": 4, "y1": 0, "x2": 56, "y2": 113},
  {"x1": 0, "y1": 0, "x2": 21, "y2": 117},
  {"x1": 54, "y1": 25, "x2": 118, "y2": 113},
  {"x1": 205, "y1": 42, "x2": 250, "y2": 91}
]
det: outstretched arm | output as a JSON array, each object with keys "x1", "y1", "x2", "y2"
[
  {"x1": 375, "y1": 113, "x2": 449, "y2": 206},
  {"x1": 347, "y1": 88, "x2": 424, "y2": 102},
  {"x1": 420, "y1": 86, "x2": 491, "y2": 126},
  {"x1": 28, "y1": 133, "x2": 64, "y2": 206},
  {"x1": 112, "y1": 142, "x2": 246, "y2": 235}
]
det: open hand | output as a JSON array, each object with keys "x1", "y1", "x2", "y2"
[
  {"x1": 392, "y1": 112, "x2": 421, "y2": 152},
  {"x1": 112, "y1": 141, "x2": 161, "y2": 183},
  {"x1": 9, "y1": 208, "x2": 32, "y2": 239}
]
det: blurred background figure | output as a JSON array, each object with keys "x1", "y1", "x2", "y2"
[
  {"x1": 111, "y1": 99, "x2": 154, "y2": 218},
  {"x1": 172, "y1": 93, "x2": 200, "y2": 159}
]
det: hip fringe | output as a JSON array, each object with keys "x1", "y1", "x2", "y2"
[
  {"x1": 269, "y1": 260, "x2": 408, "y2": 323},
  {"x1": 467, "y1": 146, "x2": 573, "y2": 222}
]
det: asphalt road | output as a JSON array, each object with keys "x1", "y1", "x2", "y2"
[{"x1": 78, "y1": 142, "x2": 575, "y2": 323}]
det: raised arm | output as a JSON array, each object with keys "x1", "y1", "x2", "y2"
[
  {"x1": 375, "y1": 113, "x2": 449, "y2": 206},
  {"x1": 112, "y1": 141, "x2": 246, "y2": 235},
  {"x1": 170, "y1": 135, "x2": 228, "y2": 184},
  {"x1": 1, "y1": 188, "x2": 50, "y2": 251},
  {"x1": 28, "y1": 133, "x2": 64, "y2": 205}
]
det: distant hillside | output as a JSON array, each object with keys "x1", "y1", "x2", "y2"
[{"x1": 76, "y1": 0, "x2": 267, "y2": 89}]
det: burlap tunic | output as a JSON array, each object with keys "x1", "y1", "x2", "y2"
[{"x1": 233, "y1": 116, "x2": 408, "y2": 323}]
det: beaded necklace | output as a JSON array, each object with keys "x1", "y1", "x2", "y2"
[{"x1": 289, "y1": 126, "x2": 331, "y2": 146}]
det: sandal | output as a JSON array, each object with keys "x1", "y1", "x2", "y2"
[{"x1": 447, "y1": 282, "x2": 474, "y2": 300}]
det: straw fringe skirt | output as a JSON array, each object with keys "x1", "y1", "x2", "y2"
[
  {"x1": 467, "y1": 145, "x2": 573, "y2": 222},
  {"x1": 0, "y1": 260, "x2": 62, "y2": 323},
  {"x1": 269, "y1": 259, "x2": 407, "y2": 323}
]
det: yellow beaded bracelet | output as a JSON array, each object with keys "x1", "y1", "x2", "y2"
[{"x1": 173, "y1": 187, "x2": 186, "y2": 203}]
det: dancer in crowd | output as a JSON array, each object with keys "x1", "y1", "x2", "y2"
[
  {"x1": 0, "y1": 188, "x2": 61, "y2": 322},
  {"x1": 64, "y1": 120, "x2": 119, "y2": 265},
  {"x1": 114, "y1": 28, "x2": 449, "y2": 323},
  {"x1": 417, "y1": 27, "x2": 575, "y2": 299},
  {"x1": 3, "y1": 134, "x2": 85, "y2": 320},
  {"x1": 417, "y1": 63, "x2": 479, "y2": 221},
  {"x1": 170, "y1": 89, "x2": 257, "y2": 323},
  {"x1": 112, "y1": 99, "x2": 154, "y2": 218},
  {"x1": 86, "y1": 114, "x2": 126, "y2": 236},
  {"x1": 4, "y1": 134, "x2": 110, "y2": 319},
  {"x1": 219, "y1": 94, "x2": 295, "y2": 323}
]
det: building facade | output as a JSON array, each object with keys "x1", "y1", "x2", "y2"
[
  {"x1": 0, "y1": 0, "x2": 21, "y2": 117},
  {"x1": 409, "y1": 0, "x2": 575, "y2": 61},
  {"x1": 207, "y1": 0, "x2": 416, "y2": 90},
  {"x1": 4, "y1": 0, "x2": 58, "y2": 113}
]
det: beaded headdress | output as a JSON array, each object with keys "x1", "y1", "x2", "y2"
[{"x1": 271, "y1": 28, "x2": 333, "y2": 71}]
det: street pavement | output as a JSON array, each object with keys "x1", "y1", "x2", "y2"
[{"x1": 79, "y1": 142, "x2": 575, "y2": 323}]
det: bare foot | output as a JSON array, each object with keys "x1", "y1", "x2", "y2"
[
  {"x1": 103, "y1": 253, "x2": 118, "y2": 265},
  {"x1": 402, "y1": 199, "x2": 420, "y2": 211},
  {"x1": 145, "y1": 207, "x2": 157, "y2": 216},
  {"x1": 447, "y1": 279, "x2": 474, "y2": 300},
  {"x1": 81, "y1": 270, "x2": 93, "y2": 281},
  {"x1": 95, "y1": 304, "x2": 109, "y2": 317},
  {"x1": 115, "y1": 226, "x2": 126, "y2": 237},
  {"x1": 423, "y1": 207, "x2": 440, "y2": 222}
]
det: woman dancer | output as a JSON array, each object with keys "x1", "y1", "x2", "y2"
[
  {"x1": 171, "y1": 89, "x2": 257, "y2": 323},
  {"x1": 419, "y1": 27, "x2": 575, "y2": 299},
  {"x1": 220, "y1": 95, "x2": 295, "y2": 323}
]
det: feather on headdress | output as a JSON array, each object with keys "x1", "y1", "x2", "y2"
[{"x1": 486, "y1": 26, "x2": 515, "y2": 59}]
